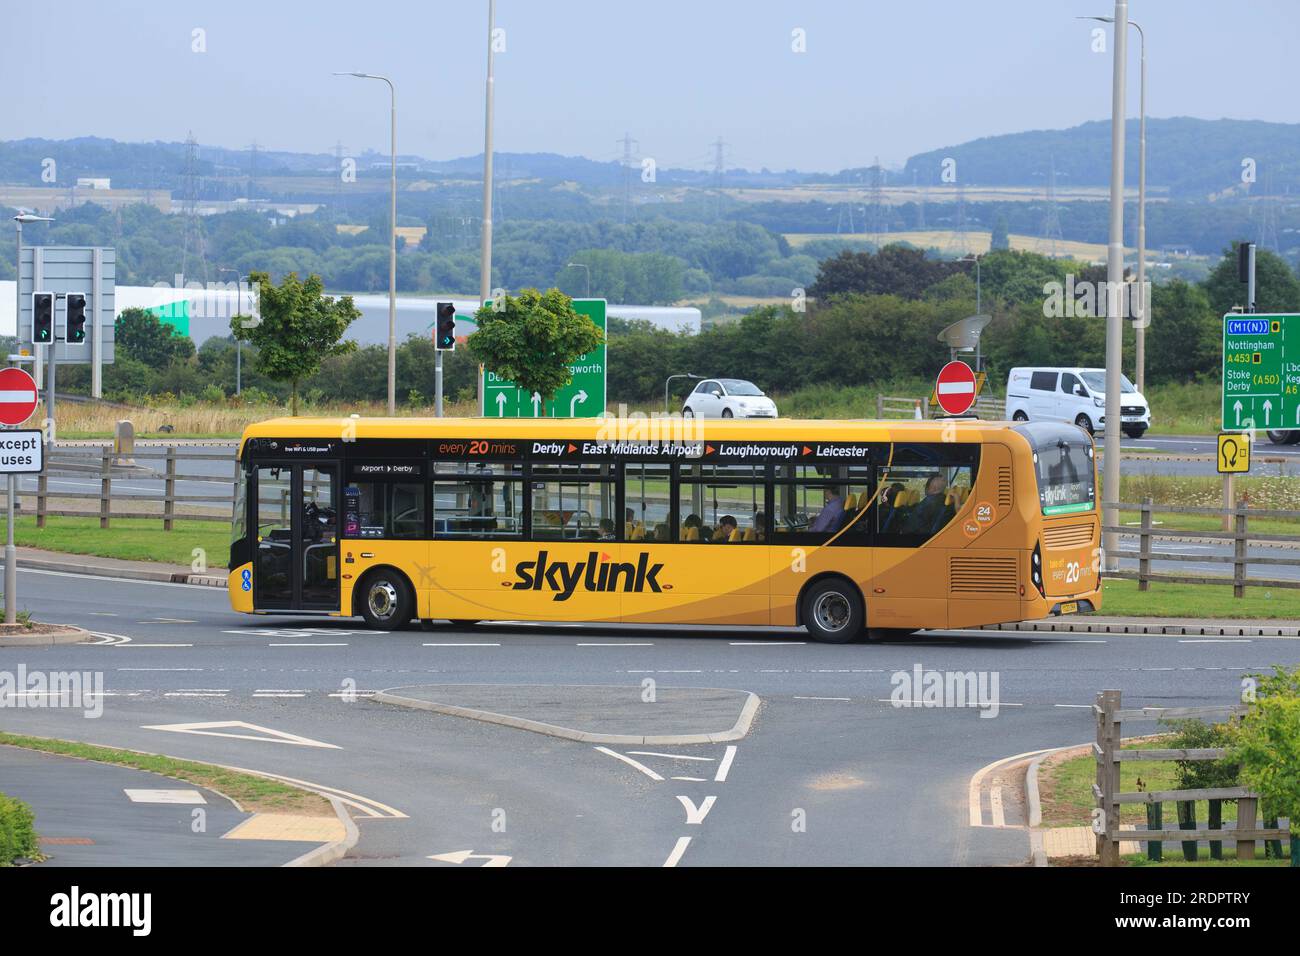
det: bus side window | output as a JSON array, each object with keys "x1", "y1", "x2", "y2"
[{"x1": 877, "y1": 466, "x2": 972, "y2": 541}]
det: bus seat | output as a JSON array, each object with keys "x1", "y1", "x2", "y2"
[
  {"x1": 728, "y1": 527, "x2": 742, "y2": 542},
  {"x1": 631, "y1": 523, "x2": 646, "y2": 541},
  {"x1": 843, "y1": 493, "x2": 858, "y2": 511},
  {"x1": 683, "y1": 526, "x2": 700, "y2": 542},
  {"x1": 742, "y1": 527, "x2": 756, "y2": 542},
  {"x1": 625, "y1": 521, "x2": 636, "y2": 538}
]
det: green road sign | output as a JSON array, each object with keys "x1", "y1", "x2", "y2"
[
  {"x1": 481, "y1": 298, "x2": 607, "y2": 418},
  {"x1": 1221, "y1": 313, "x2": 1300, "y2": 431}
]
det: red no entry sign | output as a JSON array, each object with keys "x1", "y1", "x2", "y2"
[
  {"x1": 0, "y1": 367, "x2": 39, "y2": 426},
  {"x1": 935, "y1": 360, "x2": 977, "y2": 416}
]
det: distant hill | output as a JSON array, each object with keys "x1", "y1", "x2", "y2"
[{"x1": 896, "y1": 118, "x2": 1300, "y2": 198}]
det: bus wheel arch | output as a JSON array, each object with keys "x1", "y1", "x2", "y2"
[
  {"x1": 353, "y1": 566, "x2": 416, "y2": 629},
  {"x1": 795, "y1": 573, "x2": 865, "y2": 644}
]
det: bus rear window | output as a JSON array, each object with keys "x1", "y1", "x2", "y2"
[{"x1": 1034, "y1": 440, "x2": 1095, "y2": 515}]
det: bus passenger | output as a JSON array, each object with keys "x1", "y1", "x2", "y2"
[
  {"x1": 906, "y1": 475, "x2": 954, "y2": 534},
  {"x1": 807, "y1": 486, "x2": 845, "y2": 533}
]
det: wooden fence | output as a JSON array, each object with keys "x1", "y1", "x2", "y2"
[
  {"x1": 1093, "y1": 690, "x2": 1291, "y2": 865},
  {"x1": 33, "y1": 446, "x2": 239, "y2": 529},
  {"x1": 1106, "y1": 498, "x2": 1300, "y2": 597},
  {"x1": 876, "y1": 393, "x2": 1002, "y2": 420}
]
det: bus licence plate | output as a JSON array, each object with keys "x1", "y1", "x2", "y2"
[{"x1": 1059, "y1": 601, "x2": 1078, "y2": 615}]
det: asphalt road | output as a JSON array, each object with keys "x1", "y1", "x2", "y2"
[{"x1": 3, "y1": 568, "x2": 1298, "y2": 866}]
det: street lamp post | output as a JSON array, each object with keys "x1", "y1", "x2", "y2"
[
  {"x1": 566, "y1": 262, "x2": 591, "y2": 298},
  {"x1": 961, "y1": 253, "x2": 982, "y2": 315},
  {"x1": 1102, "y1": 1, "x2": 1128, "y2": 581},
  {"x1": 1082, "y1": 14, "x2": 1147, "y2": 393},
  {"x1": 478, "y1": 0, "x2": 497, "y2": 415},
  {"x1": 335, "y1": 71, "x2": 398, "y2": 415},
  {"x1": 665, "y1": 373, "x2": 702, "y2": 415}
]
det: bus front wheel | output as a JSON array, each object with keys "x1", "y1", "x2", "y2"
[
  {"x1": 800, "y1": 577, "x2": 863, "y2": 644},
  {"x1": 356, "y1": 570, "x2": 414, "y2": 629}
]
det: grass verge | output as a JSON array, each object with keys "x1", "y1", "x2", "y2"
[
  {"x1": 0, "y1": 733, "x2": 332, "y2": 815},
  {"x1": 16, "y1": 516, "x2": 230, "y2": 568},
  {"x1": 1100, "y1": 578, "x2": 1300, "y2": 619}
]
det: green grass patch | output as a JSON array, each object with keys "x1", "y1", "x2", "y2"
[
  {"x1": 1121, "y1": 853, "x2": 1289, "y2": 867},
  {"x1": 0, "y1": 790, "x2": 41, "y2": 865},
  {"x1": 1101, "y1": 578, "x2": 1300, "y2": 619},
  {"x1": 16, "y1": 516, "x2": 230, "y2": 568},
  {"x1": 0, "y1": 733, "x2": 331, "y2": 815}
]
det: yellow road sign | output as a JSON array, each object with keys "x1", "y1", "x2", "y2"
[{"x1": 1217, "y1": 433, "x2": 1251, "y2": 473}]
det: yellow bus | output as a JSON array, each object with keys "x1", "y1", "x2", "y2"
[{"x1": 228, "y1": 416, "x2": 1100, "y2": 643}]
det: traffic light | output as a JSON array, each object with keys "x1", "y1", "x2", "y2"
[
  {"x1": 435, "y1": 302, "x2": 456, "y2": 351},
  {"x1": 66, "y1": 293, "x2": 87, "y2": 345},
  {"x1": 1238, "y1": 241, "x2": 1255, "y2": 283},
  {"x1": 31, "y1": 292, "x2": 53, "y2": 344}
]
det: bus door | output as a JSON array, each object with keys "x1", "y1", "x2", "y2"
[{"x1": 252, "y1": 461, "x2": 340, "y2": 610}]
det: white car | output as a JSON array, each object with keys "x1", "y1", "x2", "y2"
[
  {"x1": 682, "y1": 379, "x2": 779, "y2": 419},
  {"x1": 1005, "y1": 366, "x2": 1152, "y2": 438}
]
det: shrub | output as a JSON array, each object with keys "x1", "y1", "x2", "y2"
[{"x1": 0, "y1": 792, "x2": 39, "y2": 865}]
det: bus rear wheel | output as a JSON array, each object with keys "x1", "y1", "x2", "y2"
[
  {"x1": 801, "y1": 577, "x2": 863, "y2": 644},
  {"x1": 357, "y1": 570, "x2": 414, "y2": 630}
]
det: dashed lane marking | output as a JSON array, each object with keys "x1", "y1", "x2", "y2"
[
  {"x1": 268, "y1": 643, "x2": 349, "y2": 647},
  {"x1": 422, "y1": 642, "x2": 501, "y2": 647},
  {"x1": 577, "y1": 642, "x2": 654, "y2": 646},
  {"x1": 794, "y1": 696, "x2": 851, "y2": 701}
]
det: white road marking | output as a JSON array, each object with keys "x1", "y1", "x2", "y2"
[
  {"x1": 117, "y1": 667, "x2": 202, "y2": 672},
  {"x1": 794, "y1": 696, "x2": 851, "y2": 701},
  {"x1": 593, "y1": 746, "x2": 663, "y2": 781},
  {"x1": 428, "y1": 849, "x2": 511, "y2": 867},
  {"x1": 422, "y1": 642, "x2": 501, "y2": 647},
  {"x1": 671, "y1": 776, "x2": 708, "y2": 782},
  {"x1": 141, "y1": 720, "x2": 341, "y2": 750},
  {"x1": 268, "y1": 643, "x2": 349, "y2": 647},
  {"x1": 714, "y1": 745, "x2": 738, "y2": 783},
  {"x1": 252, "y1": 693, "x2": 307, "y2": 698},
  {"x1": 327, "y1": 691, "x2": 378, "y2": 698},
  {"x1": 663, "y1": 836, "x2": 691, "y2": 868},
  {"x1": 15, "y1": 566, "x2": 213, "y2": 590},
  {"x1": 164, "y1": 692, "x2": 227, "y2": 698},
  {"x1": 877, "y1": 698, "x2": 1022, "y2": 707},
  {"x1": 967, "y1": 747, "x2": 1060, "y2": 828},
  {"x1": 138, "y1": 618, "x2": 198, "y2": 624},
  {"x1": 124, "y1": 789, "x2": 206, "y2": 804},
  {"x1": 989, "y1": 786, "x2": 1006, "y2": 828},
  {"x1": 1179, "y1": 639, "x2": 1251, "y2": 644},
  {"x1": 729, "y1": 641, "x2": 805, "y2": 646},
  {"x1": 676, "y1": 794, "x2": 717, "y2": 824},
  {"x1": 628, "y1": 752, "x2": 715, "y2": 762},
  {"x1": 115, "y1": 643, "x2": 193, "y2": 648},
  {"x1": 1054, "y1": 703, "x2": 1092, "y2": 708},
  {"x1": 1030, "y1": 639, "x2": 1108, "y2": 644},
  {"x1": 577, "y1": 642, "x2": 654, "y2": 646}
]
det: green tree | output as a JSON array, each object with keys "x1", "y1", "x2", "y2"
[
  {"x1": 1145, "y1": 280, "x2": 1219, "y2": 383},
  {"x1": 231, "y1": 271, "x2": 359, "y2": 415},
  {"x1": 114, "y1": 307, "x2": 196, "y2": 367},
  {"x1": 468, "y1": 288, "x2": 604, "y2": 414},
  {"x1": 1227, "y1": 666, "x2": 1300, "y2": 835},
  {"x1": 1203, "y1": 243, "x2": 1300, "y2": 316},
  {"x1": 990, "y1": 214, "x2": 1010, "y2": 251}
]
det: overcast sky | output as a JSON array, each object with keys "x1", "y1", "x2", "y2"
[{"x1": 3, "y1": 0, "x2": 1298, "y2": 172}]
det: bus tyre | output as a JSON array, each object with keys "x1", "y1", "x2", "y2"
[
  {"x1": 801, "y1": 578, "x2": 863, "y2": 644},
  {"x1": 357, "y1": 570, "x2": 414, "y2": 629}
]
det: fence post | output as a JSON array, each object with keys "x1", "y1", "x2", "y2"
[
  {"x1": 876, "y1": 394, "x2": 883, "y2": 418},
  {"x1": 1146, "y1": 801, "x2": 1162, "y2": 861},
  {"x1": 1138, "y1": 496, "x2": 1152, "y2": 592},
  {"x1": 99, "y1": 447, "x2": 111, "y2": 529},
  {"x1": 1233, "y1": 497, "x2": 1248, "y2": 599},
  {"x1": 1237, "y1": 795, "x2": 1257, "y2": 860},
  {"x1": 36, "y1": 473, "x2": 47, "y2": 528},
  {"x1": 1178, "y1": 799, "x2": 1199, "y2": 861},
  {"x1": 1208, "y1": 799, "x2": 1222, "y2": 860},
  {"x1": 1095, "y1": 690, "x2": 1122, "y2": 865},
  {"x1": 163, "y1": 446, "x2": 176, "y2": 532}
]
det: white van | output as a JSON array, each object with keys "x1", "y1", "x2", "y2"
[{"x1": 1005, "y1": 367, "x2": 1151, "y2": 438}]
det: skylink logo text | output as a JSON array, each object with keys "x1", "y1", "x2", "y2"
[{"x1": 513, "y1": 550, "x2": 664, "y2": 601}]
